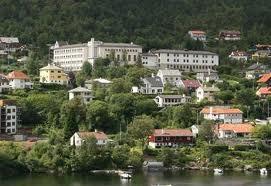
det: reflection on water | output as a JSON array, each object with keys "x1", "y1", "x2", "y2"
[{"x1": 1, "y1": 170, "x2": 271, "y2": 186}]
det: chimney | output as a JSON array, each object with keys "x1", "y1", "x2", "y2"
[
  {"x1": 131, "y1": 42, "x2": 134, "y2": 45},
  {"x1": 210, "y1": 107, "x2": 213, "y2": 116},
  {"x1": 94, "y1": 129, "x2": 98, "y2": 133},
  {"x1": 151, "y1": 73, "x2": 154, "y2": 77},
  {"x1": 162, "y1": 128, "x2": 164, "y2": 134}
]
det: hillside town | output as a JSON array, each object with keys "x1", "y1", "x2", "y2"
[{"x1": 1, "y1": 29, "x2": 271, "y2": 176}]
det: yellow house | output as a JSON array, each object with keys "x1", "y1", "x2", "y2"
[
  {"x1": 252, "y1": 50, "x2": 271, "y2": 60},
  {"x1": 40, "y1": 64, "x2": 68, "y2": 85}
]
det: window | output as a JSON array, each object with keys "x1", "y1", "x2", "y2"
[
  {"x1": 167, "y1": 53, "x2": 169, "y2": 56},
  {"x1": 167, "y1": 59, "x2": 169, "y2": 62},
  {"x1": 7, "y1": 109, "x2": 11, "y2": 113},
  {"x1": 58, "y1": 71, "x2": 61, "y2": 73},
  {"x1": 51, "y1": 70, "x2": 54, "y2": 73},
  {"x1": 6, "y1": 122, "x2": 11, "y2": 127},
  {"x1": 7, "y1": 115, "x2": 11, "y2": 120},
  {"x1": 12, "y1": 115, "x2": 15, "y2": 119},
  {"x1": 128, "y1": 55, "x2": 131, "y2": 61},
  {"x1": 133, "y1": 55, "x2": 136, "y2": 61},
  {"x1": 12, "y1": 122, "x2": 15, "y2": 126}
]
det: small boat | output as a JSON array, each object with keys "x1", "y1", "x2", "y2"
[
  {"x1": 260, "y1": 168, "x2": 268, "y2": 175},
  {"x1": 214, "y1": 168, "x2": 223, "y2": 175},
  {"x1": 119, "y1": 172, "x2": 132, "y2": 179}
]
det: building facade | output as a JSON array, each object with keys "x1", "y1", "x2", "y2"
[
  {"x1": 154, "y1": 94, "x2": 191, "y2": 107},
  {"x1": 157, "y1": 69, "x2": 182, "y2": 86},
  {"x1": 153, "y1": 49, "x2": 219, "y2": 72},
  {"x1": 196, "y1": 86, "x2": 220, "y2": 102},
  {"x1": 0, "y1": 37, "x2": 20, "y2": 53},
  {"x1": 68, "y1": 87, "x2": 93, "y2": 104},
  {"x1": 196, "y1": 70, "x2": 219, "y2": 82},
  {"x1": 40, "y1": 64, "x2": 68, "y2": 85},
  {"x1": 229, "y1": 51, "x2": 248, "y2": 61},
  {"x1": 0, "y1": 100, "x2": 20, "y2": 134},
  {"x1": 52, "y1": 38, "x2": 142, "y2": 71},
  {"x1": 188, "y1": 30, "x2": 207, "y2": 41},
  {"x1": 215, "y1": 123, "x2": 254, "y2": 139},
  {"x1": 139, "y1": 76, "x2": 164, "y2": 94},
  {"x1": 0, "y1": 74, "x2": 11, "y2": 93},
  {"x1": 6, "y1": 71, "x2": 33, "y2": 89},
  {"x1": 219, "y1": 30, "x2": 241, "y2": 41},
  {"x1": 70, "y1": 131, "x2": 108, "y2": 147},
  {"x1": 148, "y1": 129, "x2": 194, "y2": 148},
  {"x1": 200, "y1": 106, "x2": 243, "y2": 124},
  {"x1": 141, "y1": 52, "x2": 159, "y2": 69}
]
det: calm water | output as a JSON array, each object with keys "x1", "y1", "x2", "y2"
[{"x1": 1, "y1": 171, "x2": 271, "y2": 186}]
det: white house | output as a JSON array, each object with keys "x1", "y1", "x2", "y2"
[
  {"x1": 153, "y1": 49, "x2": 219, "y2": 72},
  {"x1": 70, "y1": 131, "x2": 108, "y2": 147},
  {"x1": 154, "y1": 94, "x2": 191, "y2": 107},
  {"x1": 200, "y1": 106, "x2": 243, "y2": 124},
  {"x1": 188, "y1": 30, "x2": 207, "y2": 41},
  {"x1": 141, "y1": 52, "x2": 158, "y2": 69},
  {"x1": 229, "y1": 51, "x2": 248, "y2": 61},
  {"x1": 6, "y1": 71, "x2": 33, "y2": 89},
  {"x1": 0, "y1": 100, "x2": 20, "y2": 134},
  {"x1": 52, "y1": 38, "x2": 142, "y2": 71},
  {"x1": 68, "y1": 87, "x2": 93, "y2": 104},
  {"x1": 196, "y1": 86, "x2": 220, "y2": 102},
  {"x1": 138, "y1": 76, "x2": 164, "y2": 94},
  {"x1": 215, "y1": 123, "x2": 254, "y2": 139},
  {"x1": 157, "y1": 69, "x2": 182, "y2": 86},
  {"x1": 196, "y1": 69, "x2": 219, "y2": 83}
]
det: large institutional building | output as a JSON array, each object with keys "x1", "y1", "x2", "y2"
[
  {"x1": 52, "y1": 38, "x2": 142, "y2": 71},
  {"x1": 142, "y1": 49, "x2": 219, "y2": 72}
]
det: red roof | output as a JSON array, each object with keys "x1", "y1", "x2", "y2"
[
  {"x1": 153, "y1": 129, "x2": 193, "y2": 137},
  {"x1": 230, "y1": 51, "x2": 248, "y2": 57},
  {"x1": 215, "y1": 123, "x2": 254, "y2": 134},
  {"x1": 7, "y1": 70, "x2": 29, "y2": 80},
  {"x1": 257, "y1": 87, "x2": 271, "y2": 96},
  {"x1": 201, "y1": 107, "x2": 243, "y2": 114},
  {"x1": 182, "y1": 80, "x2": 201, "y2": 89},
  {"x1": 257, "y1": 74, "x2": 271, "y2": 83},
  {"x1": 77, "y1": 131, "x2": 108, "y2": 140},
  {"x1": 190, "y1": 30, "x2": 206, "y2": 35}
]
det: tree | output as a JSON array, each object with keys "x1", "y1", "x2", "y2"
[
  {"x1": 81, "y1": 61, "x2": 92, "y2": 77},
  {"x1": 198, "y1": 120, "x2": 215, "y2": 143},
  {"x1": 26, "y1": 57, "x2": 39, "y2": 76},
  {"x1": 215, "y1": 90, "x2": 234, "y2": 104},
  {"x1": 60, "y1": 98, "x2": 86, "y2": 139},
  {"x1": 109, "y1": 78, "x2": 132, "y2": 94},
  {"x1": 128, "y1": 115, "x2": 155, "y2": 148},
  {"x1": 86, "y1": 100, "x2": 113, "y2": 132},
  {"x1": 236, "y1": 88, "x2": 256, "y2": 106},
  {"x1": 112, "y1": 145, "x2": 130, "y2": 168},
  {"x1": 253, "y1": 125, "x2": 271, "y2": 139},
  {"x1": 172, "y1": 104, "x2": 196, "y2": 128},
  {"x1": 135, "y1": 98, "x2": 158, "y2": 116},
  {"x1": 75, "y1": 72, "x2": 86, "y2": 87}
]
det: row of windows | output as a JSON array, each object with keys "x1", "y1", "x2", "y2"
[
  {"x1": 56, "y1": 60, "x2": 83, "y2": 64},
  {"x1": 54, "y1": 54, "x2": 83, "y2": 59},
  {"x1": 55, "y1": 48, "x2": 83, "y2": 54},
  {"x1": 105, "y1": 54, "x2": 137, "y2": 61},
  {"x1": 165, "y1": 58, "x2": 215, "y2": 64},
  {"x1": 164, "y1": 98, "x2": 183, "y2": 103},
  {"x1": 104, "y1": 48, "x2": 138, "y2": 52},
  {"x1": 6, "y1": 122, "x2": 16, "y2": 127},
  {"x1": 163, "y1": 53, "x2": 215, "y2": 58},
  {"x1": 47, "y1": 70, "x2": 62, "y2": 73},
  {"x1": 6, "y1": 108, "x2": 16, "y2": 113},
  {"x1": 166, "y1": 64, "x2": 215, "y2": 70},
  {"x1": 6, "y1": 115, "x2": 16, "y2": 120}
]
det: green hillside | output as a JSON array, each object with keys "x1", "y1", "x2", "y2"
[{"x1": 1, "y1": 0, "x2": 271, "y2": 53}]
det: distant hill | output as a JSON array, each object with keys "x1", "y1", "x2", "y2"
[{"x1": 0, "y1": 0, "x2": 271, "y2": 53}]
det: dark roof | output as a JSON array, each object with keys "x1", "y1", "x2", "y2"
[
  {"x1": 57, "y1": 41, "x2": 69, "y2": 46},
  {"x1": 144, "y1": 76, "x2": 163, "y2": 87}
]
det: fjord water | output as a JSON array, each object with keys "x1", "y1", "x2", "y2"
[{"x1": 1, "y1": 171, "x2": 271, "y2": 186}]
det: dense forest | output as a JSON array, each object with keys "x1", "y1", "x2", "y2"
[{"x1": 1, "y1": 0, "x2": 271, "y2": 55}]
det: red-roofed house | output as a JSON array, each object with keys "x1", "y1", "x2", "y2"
[
  {"x1": 200, "y1": 106, "x2": 243, "y2": 124},
  {"x1": 215, "y1": 123, "x2": 254, "y2": 138},
  {"x1": 257, "y1": 73, "x2": 271, "y2": 86},
  {"x1": 180, "y1": 80, "x2": 201, "y2": 92},
  {"x1": 219, "y1": 30, "x2": 241, "y2": 41},
  {"x1": 6, "y1": 70, "x2": 33, "y2": 89},
  {"x1": 188, "y1": 30, "x2": 206, "y2": 41},
  {"x1": 148, "y1": 129, "x2": 194, "y2": 148},
  {"x1": 70, "y1": 130, "x2": 108, "y2": 147},
  {"x1": 256, "y1": 87, "x2": 271, "y2": 97}
]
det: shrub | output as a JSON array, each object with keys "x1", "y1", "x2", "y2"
[
  {"x1": 208, "y1": 145, "x2": 228, "y2": 154},
  {"x1": 234, "y1": 145, "x2": 254, "y2": 151}
]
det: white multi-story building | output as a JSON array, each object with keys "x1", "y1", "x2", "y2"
[
  {"x1": 157, "y1": 69, "x2": 182, "y2": 86},
  {"x1": 0, "y1": 100, "x2": 20, "y2": 134},
  {"x1": 152, "y1": 49, "x2": 218, "y2": 72},
  {"x1": 200, "y1": 106, "x2": 243, "y2": 124},
  {"x1": 52, "y1": 38, "x2": 142, "y2": 71}
]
